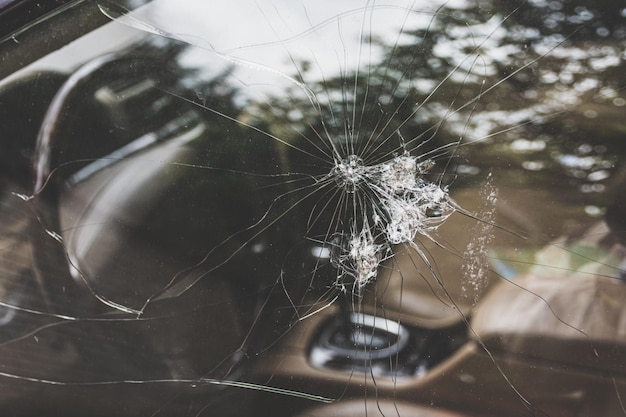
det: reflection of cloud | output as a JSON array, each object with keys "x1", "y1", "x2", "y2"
[{"x1": 130, "y1": 0, "x2": 460, "y2": 96}]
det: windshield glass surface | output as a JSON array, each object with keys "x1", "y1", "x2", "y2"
[{"x1": 0, "y1": 0, "x2": 625, "y2": 416}]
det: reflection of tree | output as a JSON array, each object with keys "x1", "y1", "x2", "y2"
[
  {"x1": 497, "y1": 0, "x2": 626, "y2": 40},
  {"x1": 239, "y1": 0, "x2": 625, "y2": 198},
  {"x1": 150, "y1": 0, "x2": 626, "y2": 294}
]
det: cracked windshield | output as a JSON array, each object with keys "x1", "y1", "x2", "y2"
[{"x1": 0, "y1": 0, "x2": 625, "y2": 415}]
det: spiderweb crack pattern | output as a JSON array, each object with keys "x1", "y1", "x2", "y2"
[{"x1": 329, "y1": 152, "x2": 454, "y2": 293}]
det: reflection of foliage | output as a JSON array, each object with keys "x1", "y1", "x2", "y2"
[
  {"x1": 151, "y1": 0, "x2": 625, "y2": 222},
  {"x1": 497, "y1": 0, "x2": 626, "y2": 40},
  {"x1": 228, "y1": 0, "x2": 624, "y2": 200},
  {"x1": 314, "y1": 1, "x2": 622, "y2": 189}
]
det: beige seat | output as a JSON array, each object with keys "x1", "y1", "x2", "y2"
[
  {"x1": 294, "y1": 400, "x2": 472, "y2": 417},
  {"x1": 471, "y1": 221, "x2": 626, "y2": 375}
]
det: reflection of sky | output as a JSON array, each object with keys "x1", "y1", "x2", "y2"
[
  {"x1": 130, "y1": 0, "x2": 462, "y2": 94},
  {"x1": 140, "y1": 0, "x2": 447, "y2": 53}
]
